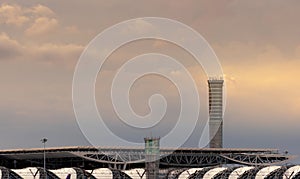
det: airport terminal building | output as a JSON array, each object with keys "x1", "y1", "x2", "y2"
[{"x1": 0, "y1": 79, "x2": 297, "y2": 178}]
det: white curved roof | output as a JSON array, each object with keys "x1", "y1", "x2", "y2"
[
  {"x1": 124, "y1": 168, "x2": 146, "y2": 179},
  {"x1": 203, "y1": 167, "x2": 227, "y2": 179},
  {"x1": 12, "y1": 167, "x2": 40, "y2": 179},
  {"x1": 255, "y1": 166, "x2": 281, "y2": 179},
  {"x1": 87, "y1": 168, "x2": 113, "y2": 179},
  {"x1": 178, "y1": 168, "x2": 202, "y2": 179},
  {"x1": 283, "y1": 165, "x2": 300, "y2": 179},
  {"x1": 228, "y1": 166, "x2": 254, "y2": 179},
  {"x1": 50, "y1": 168, "x2": 77, "y2": 179}
]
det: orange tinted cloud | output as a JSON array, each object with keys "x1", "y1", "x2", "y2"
[
  {"x1": 0, "y1": 32, "x2": 23, "y2": 59},
  {"x1": 25, "y1": 17, "x2": 59, "y2": 36},
  {"x1": 0, "y1": 4, "x2": 29, "y2": 26}
]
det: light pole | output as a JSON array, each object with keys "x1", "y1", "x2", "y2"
[{"x1": 41, "y1": 138, "x2": 47, "y2": 178}]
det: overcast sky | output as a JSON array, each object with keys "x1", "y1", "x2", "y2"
[{"x1": 0, "y1": 0, "x2": 299, "y2": 163}]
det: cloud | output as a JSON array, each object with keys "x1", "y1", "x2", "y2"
[
  {"x1": 218, "y1": 42, "x2": 300, "y2": 123},
  {"x1": 0, "y1": 31, "x2": 83, "y2": 67},
  {"x1": 0, "y1": 4, "x2": 29, "y2": 26},
  {"x1": 0, "y1": 0, "x2": 299, "y2": 153},
  {"x1": 0, "y1": 3, "x2": 81, "y2": 41},
  {"x1": 28, "y1": 4, "x2": 55, "y2": 17},
  {"x1": 121, "y1": 18, "x2": 157, "y2": 35},
  {"x1": 31, "y1": 43, "x2": 84, "y2": 68},
  {"x1": 25, "y1": 17, "x2": 59, "y2": 36},
  {"x1": 0, "y1": 3, "x2": 63, "y2": 38},
  {"x1": 0, "y1": 32, "x2": 23, "y2": 59},
  {"x1": 64, "y1": 26, "x2": 80, "y2": 34},
  {"x1": 0, "y1": 3, "x2": 56, "y2": 27}
]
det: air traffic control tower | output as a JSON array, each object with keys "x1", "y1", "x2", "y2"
[{"x1": 208, "y1": 78, "x2": 224, "y2": 148}]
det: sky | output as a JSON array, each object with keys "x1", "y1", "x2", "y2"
[{"x1": 0, "y1": 0, "x2": 299, "y2": 163}]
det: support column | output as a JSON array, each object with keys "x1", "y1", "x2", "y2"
[{"x1": 144, "y1": 137, "x2": 160, "y2": 179}]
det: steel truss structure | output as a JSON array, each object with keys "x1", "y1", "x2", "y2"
[{"x1": 0, "y1": 146, "x2": 291, "y2": 170}]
